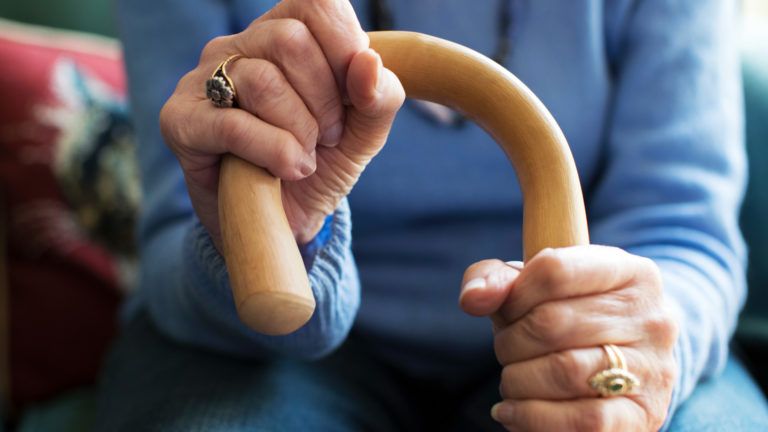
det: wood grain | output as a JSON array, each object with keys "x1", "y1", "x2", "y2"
[
  {"x1": 218, "y1": 31, "x2": 589, "y2": 335},
  {"x1": 219, "y1": 155, "x2": 315, "y2": 335}
]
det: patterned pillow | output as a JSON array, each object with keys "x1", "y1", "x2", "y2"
[{"x1": 0, "y1": 18, "x2": 139, "y2": 410}]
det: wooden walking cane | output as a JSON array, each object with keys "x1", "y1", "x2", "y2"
[{"x1": 218, "y1": 31, "x2": 590, "y2": 336}]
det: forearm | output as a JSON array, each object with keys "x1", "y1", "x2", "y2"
[
  {"x1": 589, "y1": 221, "x2": 745, "y2": 432},
  {"x1": 592, "y1": 2, "x2": 745, "y2": 426},
  {"x1": 117, "y1": 0, "x2": 362, "y2": 358},
  {"x1": 135, "y1": 199, "x2": 359, "y2": 359},
  {"x1": 634, "y1": 245, "x2": 745, "y2": 419}
]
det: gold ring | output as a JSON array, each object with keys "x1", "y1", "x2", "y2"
[
  {"x1": 205, "y1": 54, "x2": 243, "y2": 108},
  {"x1": 587, "y1": 344, "x2": 640, "y2": 397}
]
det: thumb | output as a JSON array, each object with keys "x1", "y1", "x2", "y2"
[
  {"x1": 337, "y1": 48, "x2": 405, "y2": 162},
  {"x1": 459, "y1": 260, "x2": 523, "y2": 320}
]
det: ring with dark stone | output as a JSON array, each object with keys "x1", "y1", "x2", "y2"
[
  {"x1": 588, "y1": 344, "x2": 640, "y2": 397},
  {"x1": 205, "y1": 54, "x2": 243, "y2": 108}
]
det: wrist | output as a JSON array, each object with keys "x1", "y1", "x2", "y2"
[{"x1": 295, "y1": 214, "x2": 327, "y2": 245}]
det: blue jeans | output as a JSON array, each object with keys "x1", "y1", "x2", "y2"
[{"x1": 94, "y1": 311, "x2": 768, "y2": 431}]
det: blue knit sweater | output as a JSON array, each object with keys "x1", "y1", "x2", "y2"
[{"x1": 117, "y1": 0, "x2": 746, "y2": 426}]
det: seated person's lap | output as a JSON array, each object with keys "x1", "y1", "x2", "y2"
[{"x1": 95, "y1": 311, "x2": 768, "y2": 432}]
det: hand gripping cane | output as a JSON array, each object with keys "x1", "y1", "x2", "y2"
[{"x1": 218, "y1": 31, "x2": 590, "y2": 335}]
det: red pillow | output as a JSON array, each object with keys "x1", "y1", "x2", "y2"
[{"x1": 0, "y1": 19, "x2": 138, "y2": 409}]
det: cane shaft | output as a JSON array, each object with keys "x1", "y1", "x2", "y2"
[{"x1": 219, "y1": 31, "x2": 589, "y2": 335}]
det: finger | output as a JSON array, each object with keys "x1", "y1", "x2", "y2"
[
  {"x1": 226, "y1": 57, "x2": 319, "y2": 151},
  {"x1": 335, "y1": 49, "x2": 404, "y2": 164},
  {"x1": 499, "y1": 346, "x2": 643, "y2": 400},
  {"x1": 491, "y1": 397, "x2": 651, "y2": 432},
  {"x1": 460, "y1": 259, "x2": 522, "y2": 321},
  {"x1": 494, "y1": 293, "x2": 649, "y2": 364},
  {"x1": 162, "y1": 94, "x2": 315, "y2": 181},
  {"x1": 238, "y1": 19, "x2": 345, "y2": 147},
  {"x1": 198, "y1": 19, "x2": 343, "y2": 148},
  {"x1": 261, "y1": 0, "x2": 369, "y2": 91},
  {"x1": 498, "y1": 245, "x2": 661, "y2": 325},
  {"x1": 209, "y1": 107, "x2": 315, "y2": 180}
]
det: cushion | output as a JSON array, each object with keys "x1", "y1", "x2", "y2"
[
  {"x1": 16, "y1": 388, "x2": 95, "y2": 432},
  {"x1": 739, "y1": 16, "x2": 768, "y2": 337},
  {"x1": 736, "y1": 12, "x2": 768, "y2": 394},
  {"x1": 0, "y1": 18, "x2": 138, "y2": 410}
]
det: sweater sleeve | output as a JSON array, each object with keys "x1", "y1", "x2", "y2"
[
  {"x1": 595, "y1": 0, "x2": 746, "y2": 427},
  {"x1": 116, "y1": 0, "x2": 360, "y2": 359},
  {"x1": 157, "y1": 201, "x2": 359, "y2": 359}
]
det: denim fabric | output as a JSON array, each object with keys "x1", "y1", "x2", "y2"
[
  {"x1": 95, "y1": 311, "x2": 495, "y2": 432},
  {"x1": 95, "y1": 311, "x2": 768, "y2": 431},
  {"x1": 665, "y1": 353, "x2": 768, "y2": 431}
]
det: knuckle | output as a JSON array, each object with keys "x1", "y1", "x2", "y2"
[
  {"x1": 466, "y1": 260, "x2": 488, "y2": 274},
  {"x1": 527, "y1": 248, "x2": 574, "y2": 291},
  {"x1": 158, "y1": 101, "x2": 177, "y2": 142},
  {"x1": 159, "y1": 98, "x2": 188, "y2": 148},
  {"x1": 271, "y1": 18, "x2": 313, "y2": 60},
  {"x1": 644, "y1": 313, "x2": 678, "y2": 348},
  {"x1": 550, "y1": 351, "x2": 582, "y2": 393},
  {"x1": 465, "y1": 260, "x2": 495, "y2": 279},
  {"x1": 381, "y1": 72, "x2": 406, "y2": 109},
  {"x1": 363, "y1": 75, "x2": 406, "y2": 119},
  {"x1": 250, "y1": 61, "x2": 289, "y2": 106},
  {"x1": 637, "y1": 255, "x2": 658, "y2": 273},
  {"x1": 638, "y1": 256, "x2": 663, "y2": 291},
  {"x1": 303, "y1": 0, "x2": 367, "y2": 48},
  {"x1": 217, "y1": 113, "x2": 251, "y2": 154},
  {"x1": 486, "y1": 260, "x2": 514, "y2": 287},
  {"x1": 244, "y1": 16, "x2": 262, "y2": 31},
  {"x1": 273, "y1": 131, "x2": 302, "y2": 170},
  {"x1": 176, "y1": 69, "x2": 198, "y2": 91},
  {"x1": 307, "y1": 0, "x2": 343, "y2": 15},
  {"x1": 201, "y1": 35, "x2": 232, "y2": 63},
  {"x1": 308, "y1": 0, "x2": 333, "y2": 8},
  {"x1": 523, "y1": 304, "x2": 569, "y2": 346}
]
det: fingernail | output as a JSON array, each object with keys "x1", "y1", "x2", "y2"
[
  {"x1": 505, "y1": 260, "x2": 524, "y2": 271},
  {"x1": 319, "y1": 122, "x2": 343, "y2": 147},
  {"x1": 300, "y1": 150, "x2": 316, "y2": 177},
  {"x1": 461, "y1": 278, "x2": 486, "y2": 296},
  {"x1": 490, "y1": 403, "x2": 503, "y2": 422}
]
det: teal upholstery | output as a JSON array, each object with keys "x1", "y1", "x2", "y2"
[
  {"x1": 15, "y1": 389, "x2": 94, "y2": 432},
  {"x1": 740, "y1": 20, "x2": 768, "y2": 330},
  {"x1": 0, "y1": 0, "x2": 115, "y2": 37},
  {"x1": 736, "y1": 17, "x2": 768, "y2": 390}
]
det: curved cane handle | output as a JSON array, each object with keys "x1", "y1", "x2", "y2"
[{"x1": 218, "y1": 31, "x2": 590, "y2": 336}]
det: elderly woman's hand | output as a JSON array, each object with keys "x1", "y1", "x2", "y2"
[
  {"x1": 460, "y1": 245, "x2": 678, "y2": 431},
  {"x1": 159, "y1": 0, "x2": 404, "y2": 250}
]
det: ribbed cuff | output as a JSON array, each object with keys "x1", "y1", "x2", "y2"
[{"x1": 182, "y1": 198, "x2": 357, "y2": 358}]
